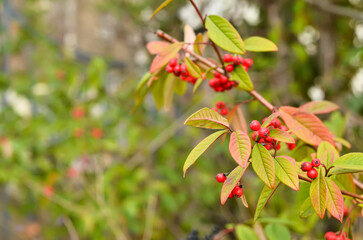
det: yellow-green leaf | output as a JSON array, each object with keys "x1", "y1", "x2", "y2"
[
  {"x1": 230, "y1": 65, "x2": 254, "y2": 91},
  {"x1": 269, "y1": 129, "x2": 295, "y2": 144},
  {"x1": 252, "y1": 144, "x2": 275, "y2": 188},
  {"x1": 317, "y1": 141, "x2": 339, "y2": 168},
  {"x1": 150, "y1": 0, "x2": 174, "y2": 19},
  {"x1": 183, "y1": 130, "x2": 227, "y2": 177},
  {"x1": 184, "y1": 108, "x2": 230, "y2": 130},
  {"x1": 221, "y1": 164, "x2": 249, "y2": 205},
  {"x1": 244, "y1": 36, "x2": 278, "y2": 52},
  {"x1": 150, "y1": 42, "x2": 183, "y2": 73},
  {"x1": 325, "y1": 177, "x2": 344, "y2": 222},
  {"x1": 205, "y1": 15, "x2": 245, "y2": 54},
  {"x1": 330, "y1": 153, "x2": 363, "y2": 175},
  {"x1": 274, "y1": 156, "x2": 299, "y2": 191},
  {"x1": 229, "y1": 131, "x2": 251, "y2": 168},
  {"x1": 254, "y1": 181, "x2": 280, "y2": 221},
  {"x1": 184, "y1": 57, "x2": 202, "y2": 78},
  {"x1": 309, "y1": 168, "x2": 327, "y2": 219},
  {"x1": 261, "y1": 112, "x2": 281, "y2": 128}
]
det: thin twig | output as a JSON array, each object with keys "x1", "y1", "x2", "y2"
[{"x1": 62, "y1": 217, "x2": 80, "y2": 240}]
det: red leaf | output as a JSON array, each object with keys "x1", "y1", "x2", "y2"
[
  {"x1": 325, "y1": 177, "x2": 344, "y2": 222},
  {"x1": 150, "y1": 42, "x2": 183, "y2": 73},
  {"x1": 146, "y1": 41, "x2": 171, "y2": 55},
  {"x1": 299, "y1": 101, "x2": 339, "y2": 115},
  {"x1": 279, "y1": 106, "x2": 334, "y2": 146},
  {"x1": 229, "y1": 131, "x2": 251, "y2": 168}
]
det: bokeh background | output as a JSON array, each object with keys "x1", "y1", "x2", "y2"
[{"x1": 1, "y1": 0, "x2": 363, "y2": 239}]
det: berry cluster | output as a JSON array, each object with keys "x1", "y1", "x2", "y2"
[
  {"x1": 211, "y1": 101, "x2": 228, "y2": 116},
  {"x1": 250, "y1": 118, "x2": 297, "y2": 150},
  {"x1": 208, "y1": 71, "x2": 238, "y2": 92},
  {"x1": 325, "y1": 232, "x2": 351, "y2": 240},
  {"x1": 165, "y1": 58, "x2": 197, "y2": 84},
  {"x1": 301, "y1": 158, "x2": 321, "y2": 179},
  {"x1": 216, "y1": 173, "x2": 243, "y2": 198},
  {"x1": 223, "y1": 53, "x2": 253, "y2": 72}
]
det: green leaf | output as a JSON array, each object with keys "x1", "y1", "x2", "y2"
[
  {"x1": 265, "y1": 223, "x2": 291, "y2": 240},
  {"x1": 269, "y1": 129, "x2": 295, "y2": 144},
  {"x1": 317, "y1": 141, "x2": 339, "y2": 168},
  {"x1": 150, "y1": 42, "x2": 183, "y2": 73},
  {"x1": 163, "y1": 74, "x2": 175, "y2": 111},
  {"x1": 332, "y1": 174, "x2": 356, "y2": 194},
  {"x1": 230, "y1": 65, "x2": 254, "y2": 91},
  {"x1": 192, "y1": 78, "x2": 203, "y2": 93},
  {"x1": 134, "y1": 72, "x2": 152, "y2": 109},
  {"x1": 183, "y1": 130, "x2": 227, "y2": 177},
  {"x1": 325, "y1": 177, "x2": 344, "y2": 222},
  {"x1": 274, "y1": 156, "x2": 299, "y2": 191},
  {"x1": 229, "y1": 131, "x2": 251, "y2": 168},
  {"x1": 261, "y1": 112, "x2": 281, "y2": 128},
  {"x1": 244, "y1": 36, "x2": 278, "y2": 52},
  {"x1": 235, "y1": 225, "x2": 259, "y2": 240},
  {"x1": 298, "y1": 182, "x2": 315, "y2": 218},
  {"x1": 184, "y1": 57, "x2": 202, "y2": 78},
  {"x1": 184, "y1": 108, "x2": 230, "y2": 130},
  {"x1": 151, "y1": 72, "x2": 167, "y2": 110},
  {"x1": 279, "y1": 106, "x2": 334, "y2": 146},
  {"x1": 309, "y1": 168, "x2": 327, "y2": 219},
  {"x1": 333, "y1": 137, "x2": 351, "y2": 149},
  {"x1": 205, "y1": 15, "x2": 245, "y2": 54},
  {"x1": 252, "y1": 144, "x2": 275, "y2": 188},
  {"x1": 299, "y1": 100, "x2": 339, "y2": 115},
  {"x1": 193, "y1": 33, "x2": 204, "y2": 55},
  {"x1": 150, "y1": 0, "x2": 174, "y2": 19},
  {"x1": 288, "y1": 144, "x2": 315, "y2": 162},
  {"x1": 254, "y1": 182, "x2": 281, "y2": 221},
  {"x1": 221, "y1": 164, "x2": 249, "y2": 205},
  {"x1": 330, "y1": 153, "x2": 363, "y2": 175},
  {"x1": 174, "y1": 77, "x2": 187, "y2": 95}
]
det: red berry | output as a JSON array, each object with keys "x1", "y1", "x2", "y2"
[
  {"x1": 91, "y1": 128, "x2": 104, "y2": 139},
  {"x1": 225, "y1": 64, "x2": 234, "y2": 72},
  {"x1": 214, "y1": 71, "x2": 221, "y2": 78},
  {"x1": 258, "y1": 138, "x2": 265, "y2": 143},
  {"x1": 258, "y1": 128, "x2": 270, "y2": 138},
  {"x1": 279, "y1": 125, "x2": 288, "y2": 131},
  {"x1": 343, "y1": 206, "x2": 348, "y2": 217},
  {"x1": 223, "y1": 53, "x2": 233, "y2": 63},
  {"x1": 216, "y1": 101, "x2": 225, "y2": 109},
  {"x1": 325, "y1": 232, "x2": 336, "y2": 240},
  {"x1": 251, "y1": 131, "x2": 258, "y2": 141},
  {"x1": 249, "y1": 120, "x2": 261, "y2": 131},
  {"x1": 270, "y1": 119, "x2": 281, "y2": 128},
  {"x1": 220, "y1": 108, "x2": 228, "y2": 116},
  {"x1": 265, "y1": 136, "x2": 273, "y2": 143},
  {"x1": 173, "y1": 65, "x2": 181, "y2": 76},
  {"x1": 232, "y1": 56, "x2": 239, "y2": 65},
  {"x1": 307, "y1": 168, "x2": 318, "y2": 179},
  {"x1": 216, "y1": 173, "x2": 226, "y2": 183},
  {"x1": 311, "y1": 158, "x2": 321, "y2": 167},
  {"x1": 169, "y1": 58, "x2": 177, "y2": 67},
  {"x1": 276, "y1": 143, "x2": 281, "y2": 150},
  {"x1": 165, "y1": 64, "x2": 174, "y2": 73},
  {"x1": 244, "y1": 58, "x2": 253, "y2": 67},
  {"x1": 180, "y1": 64, "x2": 188, "y2": 73},
  {"x1": 228, "y1": 192, "x2": 234, "y2": 198},
  {"x1": 265, "y1": 144, "x2": 272, "y2": 150},
  {"x1": 287, "y1": 143, "x2": 296, "y2": 150},
  {"x1": 220, "y1": 75, "x2": 228, "y2": 83},
  {"x1": 233, "y1": 185, "x2": 243, "y2": 197},
  {"x1": 301, "y1": 162, "x2": 313, "y2": 171}
]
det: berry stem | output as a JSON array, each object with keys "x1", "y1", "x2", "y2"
[
  {"x1": 189, "y1": 0, "x2": 227, "y2": 74},
  {"x1": 321, "y1": 164, "x2": 329, "y2": 176},
  {"x1": 155, "y1": 30, "x2": 275, "y2": 112}
]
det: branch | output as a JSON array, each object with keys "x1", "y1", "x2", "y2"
[
  {"x1": 155, "y1": 30, "x2": 274, "y2": 111},
  {"x1": 305, "y1": 0, "x2": 363, "y2": 21},
  {"x1": 298, "y1": 175, "x2": 363, "y2": 201},
  {"x1": 353, "y1": 178, "x2": 363, "y2": 191}
]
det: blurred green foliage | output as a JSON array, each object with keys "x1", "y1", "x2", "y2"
[{"x1": 0, "y1": 0, "x2": 362, "y2": 239}]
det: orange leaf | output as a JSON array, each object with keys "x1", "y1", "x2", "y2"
[
  {"x1": 150, "y1": 42, "x2": 183, "y2": 73},
  {"x1": 229, "y1": 131, "x2": 251, "y2": 167},
  {"x1": 299, "y1": 101, "x2": 339, "y2": 115},
  {"x1": 279, "y1": 106, "x2": 334, "y2": 146},
  {"x1": 146, "y1": 41, "x2": 171, "y2": 55}
]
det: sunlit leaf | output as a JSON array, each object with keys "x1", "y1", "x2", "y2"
[
  {"x1": 184, "y1": 57, "x2": 202, "y2": 78},
  {"x1": 317, "y1": 141, "x2": 339, "y2": 168},
  {"x1": 174, "y1": 77, "x2": 187, "y2": 95},
  {"x1": 261, "y1": 112, "x2": 281, "y2": 128},
  {"x1": 310, "y1": 168, "x2": 327, "y2": 219},
  {"x1": 229, "y1": 130, "x2": 251, "y2": 167},
  {"x1": 279, "y1": 106, "x2": 334, "y2": 146},
  {"x1": 205, "y1": 15, "x2": 245, "y2": 54},
  {"x1": 330, "y1": 153, "x2": 363, "y2": 175},
  {"x1": 299, "y1": 101, "x2": 339, "y2": 115},
  {"x1": 274, "y1": 156, "x2": 299, "y2": 191},
  {"x1": 244, "y1": 36, "x2": 278, "y2": 52},
  {"x1": 252, "y1": 144, "x2": 275, "y2": 188},
  {"x1": 254, "y1": 182, "x2": 280, "y2": 221},
  {"x1": 269, "y1": 129, "x2": 295, "y2": 144},
  {"x1": 325, "y1": 177, "x2": 344, "y2": 222},
  {"x1": 150, "y1": 0, "x2": 174, "y2": 19},
  {"x1": 221, "y1": 164, "x2": 249, "y2": 205},
  {"x1": 183, "y1": 130, "x2": 227, "y2": 177},
  {"x1": 332, "y1": 174, "x2": 356, "y2": 194},
  {"x1": 184, "y1": 108, "x2": 230, "y2": 130},
  {"x1": 146, "y1": 41, "x2": 171, "y2": 54},
  {"x1": 192, "y1": 78, "x2": 203, "y2": 93},
  {"x1": 184, "y1": 24, "x2": 196, "y2": 53},
  {"x1": 229, "y1": 105, "x2": 248, "y2": 133},
  {"x1": 230, "y1": 65, "x2": 254, "y2": 91}
]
